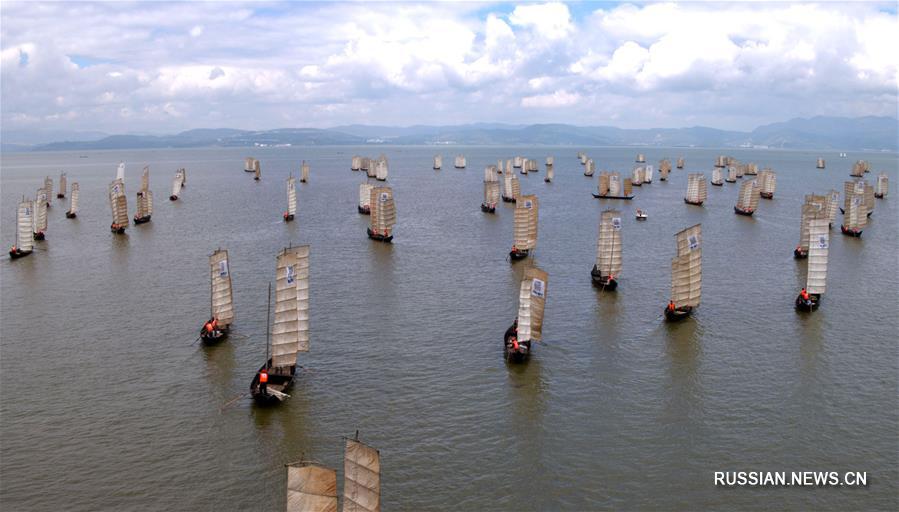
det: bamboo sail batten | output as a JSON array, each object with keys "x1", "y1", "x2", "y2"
[
  {"x1": 517, "y1": 267, "x2": 548, "y2": 343},
  {"x1": 806, "y1": 218, "x2": 829, "y2": 295},
  {"x1": 369, "y1": 187, "x2": 396, "y2": 235},
  {"x1": 286, "y1": 463, "x2": 338, "y2": 512},
  {"x1": 16, "y1": 200, "x2": 34, "y2": 252},
  {"x1": 596, "y1": 210, "x2": 622, "y2": 276},
  {"x1": 343, "y1": 439, "x2": 381, "y2": 512},
  {"x1": 670, "y1": 224, "x2": 702, "y2": 308},
  {"x1": 271, "y1": 245, "x2": 310, "y2": 369},
  {"x1": 210, "y1": 250, "x2": 234, "y2": 327}
]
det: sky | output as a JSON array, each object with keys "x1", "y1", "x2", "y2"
[{"x1": 1, "y1": 1, "x2": 897, "y2": 135}]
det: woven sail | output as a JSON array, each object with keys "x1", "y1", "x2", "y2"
[
  {"x1": 484, "y1": 181, "x2": 500, "y2": 207},
  {"x1": 759, "y1": 169, "x2": 776, "y2": 196},
  {"x1": 286, "y1": 463, "x2": 337, "y2": 512},
  {"x1": 735, "y1": 180, "x2": 759, "y2": 211},
  {"x1": 863, "y1": 182, "x2": 874, "y2": 213},
  {"x1": 484, "y1": 166, "x2": 498, "y2": 182},
  {"x1": 711, "y1": 168, "x2": 723, "y2": 185},
  {"x1": 171, "y1": 169, "x2": 185, "y2": 198},
  {"x1": 685, "y1": 174, "x2": 706, "y2": 202},
  {"x1": 209, "y1": 249, "x2": 235, "y2": 327},
  {"x1": 806, "y1": 218, "x2": 829, "y2": 295},
  {"x1": 512, "y1": 199, "x2": 531, "y2": 249},
  {"x1": 343, "y1": 439, "x2": 380, "y2": 512},
  {"x1": 524, "y1": 195, "x2": 538, "y2": 249},
  {"x1": 44, "y1": 177, "x2": 53, "y2": 205},
  {"x1": 735, "y1": 165, "x2": 744, "y2": 178},
  {"x1": 513, "y1": 156, "x2": 522, "y2": 168},
  {"x1": 715, "y1": 156, "x2": 726, "y2": 167},
  {"x1": 245, "y1": 157, "x2": 255, "y2": 171},
  {"x1": 608, "y1": 173, "x2": 620, "y2": 196},
  {"x1": 33, "y1": 189, "x2": 48, "y2": 233},
  {"x1": 272, "y1": 245, "x2": 310, "y2": 368},
  {"x1": 301, "y1": 161, "x2": 310, "y2": 182},
  {"x1": 545, "y1": 163, "x2": 554, "y2": 181},
  {"x1": 351, "y1": 156, "x2": 362, "y2": 171},
  {"x1": 676, "y1": 157, "x2": 685, "y2": 169},
  {"x1": 375, "y1": 155, "x2": 388, "y2": 181},
  {"x1": 254, "y1": 159, "x2": 261, "y2": 179},
  {"x1": 845, "y1": 192, "x2": 867, "y2": 230},
  {"x1": 16, "y1": 199, "x2": 34, "y2": 252},
  {"x1": 798, "y1": 203, "x2": 817, "y2": 252},
  {"x1": 369, "y1": 187, "x2": 396, "y2": 235},
  {"x1": 287, "y1": 175, "x2": 297, "y2": 216},
  {"x1": 671, "y1": 224, "x2": 702, "y2": 307},
  {"x1": 726, "y1": 167, "x2": 737, "y2": 181},
  {"x1": 517, "y1": 267, "x2": 548, "y2": 342},
  {"x1": 108, "y1": 179, "x2": 129, "y2": 227},
  {"x1": 116, "y1": 162, "x2": 125, "y2": 181},
  {"x1": 136, "y1": 190, "x2": 153, "y2": 217},
  {"x1": 636, "y1": 153, "x2": 645, "y2": 163},
  {"x1": 850, "y1": 161, "x2": 865, "y2": 177},
  {"x1": 825, "y1": 190, "x2": 839, "y2": 225},
  {"x1": 454, "y1": 155, "x2": 466, "y2": 168},
  {"x1": 596, "y1": 209, "x2": 622, "y2": 276},
  {"x1": 546, "y1": 156, "x2": 554, "y2": 166},
  {"x1": 598, "y1": 172, "x2": 610, "y2": 196},
  {"x1": 623, "y1": 178, "x2": 633, "y2": 197},
  {"x1": 365, "y1": 157, "x2": 375, "y2": 178},
  {"x1": 358, "y1": 183, "x2": 373, "y2": 209},
  {"x1": 875, "y1": 173, "x2": 888, "y2": 197},
  {"x1": 141, "y1": 166, "x2": 150, "y2": 192},
  {"x1": 58, "y1": 172, "x2": 67, "y2": 197},
  {"x1": 631, "y1": 166, "x2": 643, "y2": 185},
  {"x1": 584, "y1": 159, "x2": 595, "y2": 176},
  {"x1": 68, "y1": 183, "x2": 80, "y2": 215},
  {"x1": 433, "y1": 155, "x2": 442, "y2": 169},
  {"x1": 817, "y1": 158, "x2": 825, "y2": 169},
  {"x1": 644, "y1": 165, "x2": 653, "y2": 183},
  {"x1": 843, "y1": 181, "x2": 863, "y2": 211}
]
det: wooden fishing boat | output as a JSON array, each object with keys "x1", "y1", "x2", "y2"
[
  {"x1": 636, "y1": 153, "x2": 645, "y2": 163},
  {"x1": 544, "y1": 160, "x2": 554, "y2": 182},
  {"x1": 725, "y1": 166, "x2": 737, "y2": 183},
  {"x1": 253, "y1": 159, "x2": 261, "y2": 181},
  {"x1": 794, "y1": 202, "x2": 821, "y2": 259},
  {"x1": 169, "y1": 168, "x2": 185, "y2": 200},
  {"x1": 245, "y1": 157, "x2": 257, "y2": 172},
  {"x1": 849, "y1": 160, "x2": 866, "y2": 177},
  {"x1": 840, "y1": 190, "x2": 867, "y2": 237},
  {"x1": 502, "y1": 170, "x2": 519, "y2": 203},
  {"x1": 840, "y1": 180, "x2": 864, "y2": 214},
  {"x1": 43, "y1": 176, "x2": 53, "y2": 207},
  {"x1": 711, "y1": 168, "x2": 723, "y2": 186},
  {"x1": 375, "y1": 155, "x2": 388, "y2": 181},
  {"x1": 659, "y1": 160, "x2": 671, "y2": 181},
  {"x1": 734, "y1": 164, "x2": 744, "y2": 179},
  {"x1": 578, "y1": 152, "x2": 587, "y2": 165},
  {"x1": 513, "y1": 156, "x2": 523, "y2": 169},
  {"x1": 595, "y1": 173, "x2": 634, "y2": 200},
  {"x1": 714, "y1": 156, "x2": 726, "y2": 168},
  {"x1": 795, "y1": 218, "x2": 829, "y2": 311},
  {"x1": 9, "y1": 199, "x2": 34, "y2": 259},
  {"x1": 200, "y1": 249, "x2": 235, "y2": 344},
  {"x1": 593, "y1": 172, "x2": 610, "y2": 197},
  {"x1": 368, "y1": 186, "x2": 395, "y2": 242},
  {"x1": 250, "y1": 245, "x2": 310, "y2": 404},
  {"x1": 433, "y1": 154, "x2": 442, "y2": 170},
  {"x1": 285, "y1": 462, "x2": 337, "y2": 512},
  {"x1": 496, "y1": 159, "x2": 503, "y2": 174},
  {"x1": 108, "y1": 179, "x2": 128, "y2": 233},
  {"x1": 134, "y1": 190, "x2": 153, "y2": 224},
  {"x1": 504, "y1": 267, "x2": 548, "y2": 362},
  {"x1": 816, "y1": 158, "x2": 825, "y2": 169},
  {"x1": 300, "y1": 161, "x2": 310, "y2": 183},
  {"x1": 635, "y1": 208, "x2": 647, "y2": 220},
  {"x1": 358, "y1": 183, "x2": 373, "y2": 214},
  {"x1": 676, "y1": 157, "x2": 684, "y2": 169},
  {"x1": 32, "y1": 188, "x2": 48, "y2": 239},
  {"x1": 664, "y1": 224, "x2": 701, "y2": 321},
  {"x1": 454, "y1": 155, "x2": 466, "y2": 169},
  {"x1": 684, "y1": 173, "x2": 707, "y2": 205},
  {"x1": 509, "y1": 195, "x2": 537, "y2": 259},
  {"x1": 351, "y1": 155, "x2": 362, "y2": 171},
  {"x1": 591, "y1": 210, "x2": 621, "y2": 290},
  {"x1": 584, "y1": 159, "x2": 595, "y2": 177},
  {"x1": 66, "y1": 183, "x2": 79, "y2": 218},
  {"x1": 362, "y1": 157, "x2": 374, "y2": 178},
  {"x1": 57, "y1": 172, "x2": 67, "y2": 198},
  {"x1": 482, "y1": 166, "x2": 500, "y2": 213},
  {"x1": 643, "y1": 164, "x2": 653, "y2": 184},
  {"x1": 744, "y1": 163, "x2": 758, "y2": 176},
  {"x1": 758, "y1": 169, "x2": 776, "y2": 198},
  {"x1": 631, "y1": 166, "x2": 644, "y2": 186},
  {"x1": 874, "y1": 173, "x2": 888, "y2": 198},
  {"x1": 734, "y1": 180, "x2": 760, "y2": 215},
  {"x1": 284, "y1": 174, "x2": 297, "y2": 221}
]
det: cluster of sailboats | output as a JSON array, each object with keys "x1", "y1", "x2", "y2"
[{"x1": 351, "y1": 155, "x2": 387, "y2": 180}]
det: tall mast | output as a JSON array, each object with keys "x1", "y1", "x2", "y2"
[{"x1": 265, "y1": 281, "x2": 271, "y2": 369}]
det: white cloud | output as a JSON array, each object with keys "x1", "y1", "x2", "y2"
[{"x1": 521, "y1": 90, "x2": 580, "y2": 108}]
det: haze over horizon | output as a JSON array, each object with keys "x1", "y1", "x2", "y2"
[{"x1": 2, "y1": 1, "x2": 897, "y2": 135}]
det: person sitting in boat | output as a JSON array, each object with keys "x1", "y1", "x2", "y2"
[
  {"x1": 203, "y1": 317, "x2": 220, "y2": 336},
  {"x1": 259, "y1": 369, "x2": 268, "y2": 395},
  {"x1": 800, "y1": 288, "x2": 811, "y2": 305},
  {"x1": 668, "y1": 300, "x2": 676, "y2": 312}
]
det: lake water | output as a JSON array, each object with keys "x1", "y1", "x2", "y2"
[{"x1": 1, "y1": 146, "x2": 897, "y2": 511}]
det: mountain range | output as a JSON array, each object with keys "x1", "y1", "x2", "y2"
[{"x1": 3, "y1": 116, "x2": 895, "y2": 152}]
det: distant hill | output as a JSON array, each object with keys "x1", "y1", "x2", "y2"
[{"x1": 9, "y1": 116, "x2": 896, "y2": 152}]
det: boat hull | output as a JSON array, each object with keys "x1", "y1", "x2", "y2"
[
  {"x1": 57, "y1": 194, "x2": 65, "y2": 199},
  {"x1": 480, "y1": 204, "x2": 496, "y2": 213},
  {"x1": 840, "y1": 225, "x2": 862, "y2": 237},
  {"x1": 593, "y1": 193, "x2": 634, "y2": 200},
  {"x1": 544, "y1": 178, "x2": 552, "y2": 183},
  {"x1": 503, "y1": 325, "x2": 530, "y2": 363},
  {"x1": 664, "y1": 305, "x2": 693, "y2": 322},
  {"x1": 590, "y1": 267, "x2": 618, "y2": 290},
  {"x1": 33, "y1": 232, "x2": 45, "y2": 240},
  {"x1": 501, "y1": 197, "x2": 516, "y2": 203},
  {"x1": 725, "y1": 179, "x2": 736, "y2": 183},
  {"x1": 795, "y1": 293, "x2": 820, "y2": 311},
  {"x1": 357, "y1": 205, "x2": 370, "y2": 215},
  {"x1": 760, "y1": 192, "x2": 774, "y2": 199},
  {"x1": 244, "y1": 169, "x2": 255, "y2": 173},
  {"x1": 169, "y1": 195, "x2": 179, "y2": 201},
  {"x1": 793, "y1": 248, "x2": 808, "y2": 259},
  {"x1": 250, "y1": 360, "x2": 296, "y2": 405},
  {"x1": 711, "y1": 181, "x2": 723, "y2": 186},
  {"x1": 110, "y1": 224, "x2": 126, "y2": 234},
  {"x1": 684, "y1": 199, "x2": 703, "y2": 206},
  {"x1": 367, "y1": 228, "x2": 393, "y2": 243},
  {"x1": 133, "y1": 215, "x2": 151, "y2": 224},
  {"x1": 734, "y1": 207, "x2": 754, "y2": 216},
  {"x1": 200, "y1": 327, "x2": 228, "y2": 345},
  {"x1": 8, "y1": 248, "x2": 32, "y2": 259},
  {"x1": 874, "y1": 193, "x2": 884, "y2": 198},
  {"x1": 283, "y1": 213, "x2": 294, "y2": 222},
  {"x1": 509, "y1": 248, "x2": 529, "y2": 260},
  {"x1": 66, "y1": 211, "x2": 77, "y2": 218}
]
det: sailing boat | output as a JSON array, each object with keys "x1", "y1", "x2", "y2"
[
  {"x1": 684, "y1": 173, "x2": 707, "y2": 205},
  {"x1": 593, "y1": 172, "x2": 610, "y2": 198},
  {"x1": 504, "y1": 267, "x2": 548, "y2": 362},
  {"x1": 600, "y1": 172, "x2": 634, "y2": 200},
  {"x1": 66, "y1": 183, "x2": 79, "y2": 218},
  {"x1": 636, "y1": 153, "x2": 645, "y2": 163},
  {"x1": 711, "y1": 168, "x2": 724, "y2": 186},
  {"x1": 664, "y1": 224, "x2": 701, "y2": 321},
  {"x1": 591, "y1": 209, "x2": 622, "y2": 290},
  {"x1": 375, "y1": 155, "x2": 388, "y2": 181},
  {"x1": 584, "y1": 159, "x2": 595, "y2": 176},
  {"x1": 108, "y1": 179, "x2": 128, "y2": 233},
  {"x1": 714, "y1": 156, "x2": 726, "y2": 168},
  {"x1": 875, "y1": 173, "x2": 888, "y2": 198},
  {"x1": 659, "y1": 160, "x2": 671, "y2": 181},
  {"x1": 816, "y1": 158, "x2": 825, "y2": 169},
  {"x1": 351, "y1": 156, "x2": 362, "y2": 171},
  {"x1": 502, "y1": 170, "x2": 519, "y2": 203},
  {"x1": 513, "y1": 156, "x2": 523, "y2": 169},
  {"x1": 509, "y1": 195, "x2": 538, "y2": 260},
  {"x1": 358, "y1": 183, "x2": 373, "y2": 214},
  {"x1": 9, "y1": 198, "x2": 34, "y2": 259},
  {"x1": 170, "y1": 168, "x2": 185, "y2": 201},
  {"x1": 795, "y1": 218, "x2": 829, "y2": 311},
  {"x1": 734, "y1": 164, "x2": 744, "y2": 179},
  {"x1": 676, "y1": 157, "x2": 685, "y2": 169},
  {"x1": 368, "y1": 186, "x2": 396, "y2": 242},
  {"x1": 301, "y1": 161, "x2": 310, "y2": 183},
  {"x1": 734, "y1": 180, "x2": 760, "y2": 215},
  {"x1": 578, "y1": 152, "x2": 587, "y2": 165},
  {"x1": 44, "y1": 177, "x2": 53, "y2": 207},
  {"x1": 794, "y1": 202, "x2": 822, "y2": 258},
  {"x1": 758, "y1": 169, "x2": 776, "y2": 198},
  {"x1": 454, "y1": 155, "x2": 466, "y2": 169},
  {"x1": 863, "y1": 182, "x2": 875, "y2": 217},
  {"x1": 363, "y1": 158, "x2": 374, "y2": 178},
  {"x1": 644, "y1": 165, "x2": 654, "y2": 184},
  {"x1": 825, "y1": 189, "x2": 840, "y2": 227},
  {"x1": 850, "y1": 160, "x2": 866, "y2": 177},
  {"x1": 481, "y1": 166, "x2": 500, "y2": 213},
  {"x1": 744, "y1": 163, "x2": 758, "y2": 176},
  {"x1": 631, "y1": 166, "x2": 644, "y2": 186},
  {"x1": 285, "y1": 461, "x2": 337, "y2": 512},
  {"x1": 254, "y1": 159, "x2": 262, "y2": 181},
  {"x1": 134, "y1": 188, "x2": 153, "y2": 224},
  {"x1": 245, "y1": 157, "x2": 257, "y2": 172},
  {"x1": 251, "y1": 245, "x2": 310, "y2": 404},
  {"x1": 33, "y1": 188, "x2": 48, "y2": 239},
  {"x1": 433, "y1": 155, "x2": 442, "y2": 170},
  {"x1": 284, "y1": 174, "x2": 297, "y2": 221},
  {"x1": 200, "y1": 249, "x2": 234, "y2": 344},
  {"x1": 496, "y1": 159, "x2": 503, "y2": 174},
  {"x1": 57, "y1": 172, "x2": 67, "y2": 198},
  {"x1": 725, "y1": 166, "x2": 737, "y2": 183},
  {"x1": 840, "y1": 188, "x2": 867, "y2": 237},
  {"x1": 544, "y1": 158, "x2": 554, "y2": 183}
]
